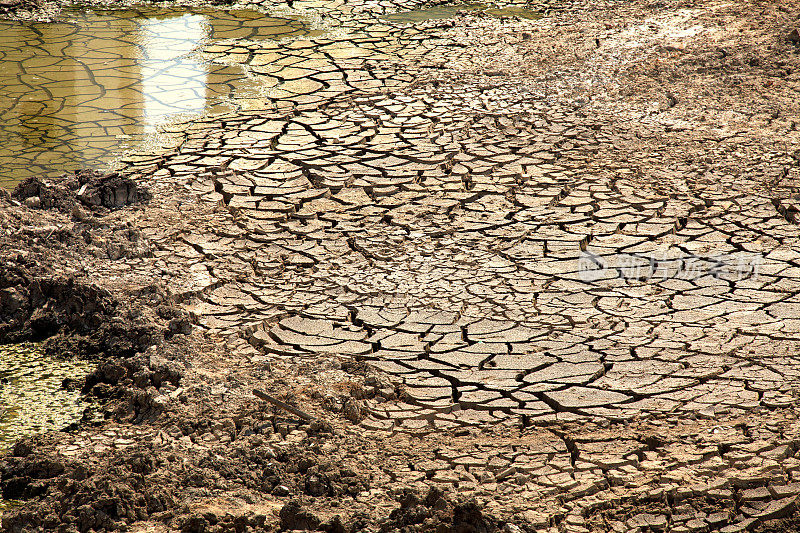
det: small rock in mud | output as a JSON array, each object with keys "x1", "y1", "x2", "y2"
[
  {"x1": 341, "y1": 397, "x2": 365, "y2": 423},
  {"x1": 272, "y1": 484, "x2": 291, "y2": 497},
  {"x1": 168, "y1": 315, "x2": 193, "y2": 336},
  {"x1": 279, "y1": 500, "x2": 321, "y2": 531},
  {"x1": 452, "y1": 502, "x2": 497, "y2": 533},
  {"x1": 22, "y1": 196, "x2": 40, "y2": 209},
  {"x1": 789, "y1": 28, "x2": 800, "y2": 44}
]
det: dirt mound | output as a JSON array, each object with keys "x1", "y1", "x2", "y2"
[
  {"x1": 1, "y1": 440, "x2": 176, "y2": 532},
  {"x1": 0, "y1": 258, "x2": 156, "y2": 356},
  {"x1": 378, "y1": 488, "x2": 499, "y2": 533},
  {"x1": 12, "y1": 170, "x2": 151, "y2": 213},
  {"x1": 1, "y1": 261, "x2": 114, "y2": 340}
]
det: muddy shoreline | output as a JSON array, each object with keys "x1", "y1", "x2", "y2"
[{"x1": 2, "y1": 0, "x2": 800, "y2": 531}]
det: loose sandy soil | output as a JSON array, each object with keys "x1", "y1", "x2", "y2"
[{"x1": 2, "y1": 0, "x2": 800, "y2": 532}]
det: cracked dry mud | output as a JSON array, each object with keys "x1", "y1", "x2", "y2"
[{"x1": 2, "y1": 0, "x2": 800, "y2": 531}]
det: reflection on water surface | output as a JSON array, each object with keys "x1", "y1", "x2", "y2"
[{"x1": 0, "y1": 7, "x2": 306, "y2": 187}]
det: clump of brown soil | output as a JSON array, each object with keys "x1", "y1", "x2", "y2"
[
  {"x1": 1, "y1": 439, "x2": 177, "y2": 532},
  {"x1": 12, "y1": 170, "x2": 151, "y2": 214},
  {"x1": 378, "y1": 487, "x2": 498, "y2": 533},
  {"x1": 0, "y1": 254, "x2": 157, "y2": 355}
]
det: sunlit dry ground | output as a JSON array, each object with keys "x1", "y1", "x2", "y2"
[{"x1": 2, "y1": 0, "x2": 800, "y2": 531}]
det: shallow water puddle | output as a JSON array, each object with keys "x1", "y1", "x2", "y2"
[
  {"x1": 383, "y1": 3, "x2": 541, "y2": 23},
  {"x1": 0, "y1": 6, "x2": 307, "y2": 187},
  {"x1": 0, "y1": 343, "x2": 93, "y2": 449}
]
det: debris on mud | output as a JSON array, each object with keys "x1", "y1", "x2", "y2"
[{"x1": 0, "y1": 0, "x2": 24, "y2": 12}]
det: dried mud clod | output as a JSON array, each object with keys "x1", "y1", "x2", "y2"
[
  {"x1": 0, "y1": 257, "x2": 156, "y2": 355},
  {"x1": 379, "y1": 487, "x2": 499, "y2": 533},
  {"x1": 11, "y1": 169, "x2": 151, "y2": 214}
]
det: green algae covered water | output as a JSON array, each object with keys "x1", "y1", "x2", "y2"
[
  {"x1": 0, "y1": 343, "x2": 93, "y2": 450},
  {"x1": 0, "y1": 6, "x2": 308, "y2": 188}
]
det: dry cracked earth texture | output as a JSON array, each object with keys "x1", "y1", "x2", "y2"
[{"x1": 2, "y1": 0, "x2": 800, "y2": 532}]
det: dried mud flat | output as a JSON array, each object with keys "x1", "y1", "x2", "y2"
[{"x1": 2, "y1": 0, "x2": 800, "y2": 531}]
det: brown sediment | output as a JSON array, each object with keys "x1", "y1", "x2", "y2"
[{"x1": 2, "y1": 0, "x2": 800, "y2": 531}]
